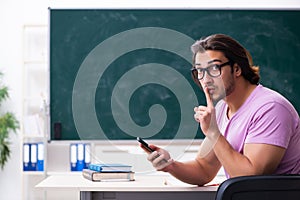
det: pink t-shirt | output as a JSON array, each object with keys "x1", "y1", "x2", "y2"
[{"x1": 216, "y1": 85, "x2": 300, "y2": 178}]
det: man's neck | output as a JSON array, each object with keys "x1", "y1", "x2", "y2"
[{"x1": 225, "y1": 81, "x2": 257, "y2": 119}]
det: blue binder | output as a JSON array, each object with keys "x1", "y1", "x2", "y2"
[
  {"x1": 84, "y1": 143, "x2": 91, "y2": 169},
  {"x1": 30, "y1": 143, "x2": 37, "y2": 171},
  {"x1": 36, "y1": 142, "x2": 44, "y2": 171},
  {"x1": 23, "y1": 143, "x2": 30, "y2": 171},
  {"x1": 70, "y1": 143, "x2": 77, "y2": 171},
  {"x1": 70, "y1": 143, "x2": 91, "y2": 171},
  {"x1": 76, "y1": 143, "x2": 85, "y2": 171}
]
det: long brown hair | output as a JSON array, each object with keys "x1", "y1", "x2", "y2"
[{"x1": 191, "y1": 34, "x2": 260, "y2": 85}]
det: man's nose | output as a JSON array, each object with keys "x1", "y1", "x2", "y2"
[{"x1": 202, "y1": 71, "x2": 213, "y2": 83}]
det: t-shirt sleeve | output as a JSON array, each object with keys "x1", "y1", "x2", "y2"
[{"x1": 245, "y1": 102, "x2": 294, "y2": 148}]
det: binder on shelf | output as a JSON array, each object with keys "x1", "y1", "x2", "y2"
[
  {"x1": 23, "y1": 143, "x2": 30, "y2": 171},
  {"x1": 70, "y1": 143, "x2": 77, "y2": 171},
  {"x1": 70, "y1": 143, "x2": 91, "y2": 171},
  {"x1": 23, "y1": 142, "x2": 45, "y2": 171},
  {"x1": 84, "y1": 143, "x2": 91, "y2": 169},
  {"x1": 36, "y1": 142, "x2": 44, "y2": 171},
  {"x1": 30, "y1": 143, "x2": 37, "y2": 171},
  {"x1": 77, "y1": 143, "x2": 85, "y2": 171}
]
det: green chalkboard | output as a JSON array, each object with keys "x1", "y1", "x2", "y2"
[{"x1": 50, "y1": 9, "x2": 300, "y2": 141}]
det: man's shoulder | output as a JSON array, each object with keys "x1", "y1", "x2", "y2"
[
  {"x1": 254, "y1": 85, "x2": 289, "y2": 104},
  {"x1": 253, "y1": 85, "x2": 298, "y2": 117}
]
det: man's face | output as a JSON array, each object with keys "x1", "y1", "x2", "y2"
[{"x1": 195, "y1": 50, "x2": 235, "y2": 103}]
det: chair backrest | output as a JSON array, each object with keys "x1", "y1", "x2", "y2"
[{"x1": 215, "y1": 175, "x2": 300, "y2": 200}]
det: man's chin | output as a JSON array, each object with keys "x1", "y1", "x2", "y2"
[{"x1": 211, "y1": 94, "x2": 225, "y2": 105}]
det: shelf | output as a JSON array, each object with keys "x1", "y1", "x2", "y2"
[
  {"x1": 22, "y1": 135, "x2": 46, "y2": 139},
  {"x1": 47, "y1": 171, "x2": 82, "y2": 176},
  {"x1": 22, "y1": 171, "x2": 45, "y2": 176}
]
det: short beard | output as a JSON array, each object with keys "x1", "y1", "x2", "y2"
[
  {"x1": 212, "y1": 76, "x2": 235, "y2": 105},
  {"x1": 223, "y1": 76, "x2": 235, "y2": 102}
]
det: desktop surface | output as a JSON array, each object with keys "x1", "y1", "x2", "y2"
[
  {"x1": 36, "y1": 173, "x2": 220, "y2": 191},
  {"x1": 36, "y1": 173, "x2": 223, "y2": 200}
]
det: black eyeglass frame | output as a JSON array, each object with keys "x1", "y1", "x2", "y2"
[{"x1": 191, "y1": 60, "x2": 233, "y2": 81}]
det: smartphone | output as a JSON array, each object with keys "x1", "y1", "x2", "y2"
[{"x1": 137, "y1": 137, "x2": 154, "y2": 153}]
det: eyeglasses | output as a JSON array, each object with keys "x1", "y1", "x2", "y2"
[{"x1": 191, "y1": 60, "x2": 232, "y2": 81}]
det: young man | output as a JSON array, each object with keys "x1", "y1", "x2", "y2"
[{"x1": 140, "y1": 34, "x2": 300, "y2": 186}]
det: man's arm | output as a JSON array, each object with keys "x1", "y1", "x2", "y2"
[
  {"x1": 213, "y1": 136, "x2": 286, "y2": 177},
  {"x1": 163, "y1": 149, "x2": 221, "y2": 186}
]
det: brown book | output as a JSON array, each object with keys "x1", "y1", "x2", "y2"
[{"x1": 82, "y1": 169, "x2": 135, "y2": 182}]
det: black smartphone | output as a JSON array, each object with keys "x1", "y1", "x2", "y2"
[{"x1": 137, "y1": 137, "x2": 155, "y2": 153}]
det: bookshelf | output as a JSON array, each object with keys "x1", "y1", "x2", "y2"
[{"x1": 21, "y1": 24, "x2": 48, "y2": 200}]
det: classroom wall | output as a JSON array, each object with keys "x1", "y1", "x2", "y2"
[
  {"x1": 0, "y1": 1, "x2": 299, "y2": 200},
  {"x1": 0, "y1": 1, "x2": 48, "y2": 199}
]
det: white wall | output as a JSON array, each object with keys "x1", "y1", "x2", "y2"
[
  {"x1": 0, "y1": 1, "x2": 299, "y2": 200},
  {"x1": 0, "y1": 1, "x2": 48, "y2": 199}
]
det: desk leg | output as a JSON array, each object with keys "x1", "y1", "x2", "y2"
[{"x1": 80, "y1": 191, "x2": 92, "y2": 200}]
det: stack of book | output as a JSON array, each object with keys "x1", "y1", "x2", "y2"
[{"x1": 82, "y1": 163, "x2": 135, "y2": 182}]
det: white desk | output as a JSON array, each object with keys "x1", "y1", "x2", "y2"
[{"x1": 36, "y1": 173, "x2": 223, "y2": 200}]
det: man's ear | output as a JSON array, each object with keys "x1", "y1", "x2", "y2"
[{"x1": 234, "y1": 64, "x2": 242, "y2": 76}]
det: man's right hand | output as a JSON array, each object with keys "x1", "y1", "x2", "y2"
[{"x1": 147, "y1": 145, "x2": 174, "y2": 171}]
